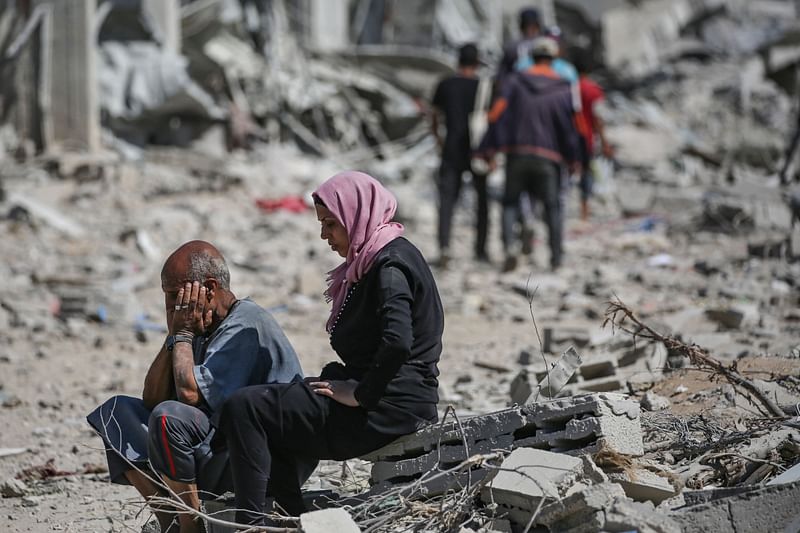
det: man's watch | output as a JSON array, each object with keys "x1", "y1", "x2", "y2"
[{"x1": 166, "y1": 334, "x2": 194, "y2": 352}]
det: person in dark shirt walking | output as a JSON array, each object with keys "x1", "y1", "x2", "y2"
[
  {"x1": 217, "y1": 171, "x2": 445, "y2": 526},
  {"x1": 431, "y1": 43, "x2": 490, "y2": 267}
]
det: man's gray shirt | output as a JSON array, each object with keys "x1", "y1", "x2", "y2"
[{"x1": 193, "y1": 298, "x2": 303, "y2": 411}]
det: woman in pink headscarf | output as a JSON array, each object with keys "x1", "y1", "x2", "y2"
[{"x1": 219, "y1": 171, "x2": 444, "y2": 525}]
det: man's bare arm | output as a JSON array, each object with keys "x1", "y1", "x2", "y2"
[
  {"x1": 172, "y1": 342, "x2": 201, "y2": 405},
  {"x1": 168, "y1": 281, "x2": 212, "y2": 406},
  {"x1": 142, "y1": 343, "x2": 174, "y2": 409}
]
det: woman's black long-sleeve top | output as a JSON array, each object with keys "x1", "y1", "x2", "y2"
[{"x1": 322, "y1": 237, "x2": 444, "y2": 436}]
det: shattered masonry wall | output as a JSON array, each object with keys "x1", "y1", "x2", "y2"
[{"x1": 362, "y1": 393, "x2": 643, "y2": 489}]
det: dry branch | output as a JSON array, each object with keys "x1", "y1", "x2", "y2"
[{"x1": 603, "y1": 298, "x2": 785, "y2": 418}]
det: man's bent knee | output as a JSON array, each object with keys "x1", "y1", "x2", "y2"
[{"x1": 147, "y1": 401, "x2": 209, "y2": 482}]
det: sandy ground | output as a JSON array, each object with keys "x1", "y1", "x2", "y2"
[{"x1": 0, "y1": 150, "x2": 798, "y2": 531}]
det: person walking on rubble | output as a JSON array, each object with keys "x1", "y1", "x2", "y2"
[
  {"x1": 430, "y1": 43, "x2": 490, "y2": 268},
  {"x1": 574, "y1": 49, "x2": 614, "y2": 221},
  {"x1": 216, "y1": 171, "x2": 445, "y2": 525},
  {"x1": 477, "y1": 37, "x2": 581, "y2": 272},
  {"x1": 497, "y1": 7, "x2": 543, "y2": 91},
  {"x1": 497, "y1": 7, "x2": 545, "y2": 258},
  {"x1": 87, "y1": 241, "x2": 303, "y2": 533}
]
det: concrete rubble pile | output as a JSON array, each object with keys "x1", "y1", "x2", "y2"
[
  {"x1": 361, "y1": 392, "x2": 642, "y2": 492},
  {"x1": 2, "y1": 0, "x2": 800, "y2": 532}
]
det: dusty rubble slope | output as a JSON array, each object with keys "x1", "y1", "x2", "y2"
[{"x1": 0, "y1": 135, "x2": 798, "y2": 532}]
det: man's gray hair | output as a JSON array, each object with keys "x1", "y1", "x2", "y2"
[{"x1": 188, "y1": 250, "x2": 230, "y2": 289}]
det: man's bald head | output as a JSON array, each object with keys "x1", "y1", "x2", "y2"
[{"x1": 161, "y1": 240, "x2": 231, "y2": 290}]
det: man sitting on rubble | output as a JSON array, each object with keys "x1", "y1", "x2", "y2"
[{"x1": 87, "y1": 240, "x2": 303, "y2": 533}]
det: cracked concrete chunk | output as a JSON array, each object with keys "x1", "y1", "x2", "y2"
[
  {"x1": 608, "y1": 468, "x2": 677, "y2": 504},
  {"x1": 672, "y1": 478, "x2": 800, "y2": 533},
  {"x1": 299, "y1": 508, "x2": 360, "y2": 533},
  {"x1": 481, "y1": 448, "x2": 585, "y2": 511}
]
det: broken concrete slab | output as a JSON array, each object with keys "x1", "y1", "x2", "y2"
[
  {"x1": 534, "y1": 480, "x2": 681, "y2": 532},
  {"x1": 300, "y1": 508, "x2": 360, "y2": 533},
  {"x1": 681, "y1": 486, "x2": 751, "y2": 507},
  {"x1": 562, "y1": 375, "x2": 625, "y2": 395},
  {"x1": 671, "y1": 478, "x2": 800, "y2": 533},
  {"x1": 532, "y1": 346, "x2": 583, "y2": 400},
  {"x1": 360, "y1": 407, "x2": 527, "y2": 461},
  {"x1": 640, "y1": 391, "x2": 671, "y2": 412},
  {"x1": 370, "y1": 435, "x2": 514, "y2": 483},
  {"x1": 535, "y1": 482, "x2": 626, "y2": 531},
  {"x1": 767, "y1": 461, "x2": 800, "y2": 486},
  {"x1": 362, "y1": 393, "x2": 642, "y2": 493},
  {"x1": 480, "y1": 448, "x2": 585, "y2": 512},
  {"x1": 521, "y1": 393, "x2": 644, "y2": 456},
  {"x1": 607, "y1": 468, "x2": 677, "y2": 504},
  {"x1": 0, "y1": 477, "x2": 27, "y2": 497},
  {"x1": 603, "y1": 498, "x2": 682, "y2": 533},
  {"x1": 705, "y1": 306, "x2": 752, "y2": 329}
]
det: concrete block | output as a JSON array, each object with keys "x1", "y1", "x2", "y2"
[
  {"x1": 640, "y1": 391, "x2": 671, "y2": 412},
  {"x1": 603, "y1": 499, "x2": 682, "y2": 533},
  {"x1": 536, "y1": 482, "x2": 626, "y2": 530},
  {"x1": 607, "y1": 469, "x2": 677, "y2": 504},
  {"x1": 578, "y1": 357, "x2": 618, "y2": 381},
  {"x1": 565, "y1": 375, "x2": 625, "y2": 394},
  {"x1": 370, "y1": 435, "x2": 513, "y2": 483},
  {"x1": 300, "y1": 508, "x2": 360, "y2": 533},
  {"x1": 368, "y1": 466, "x2": 489, "y2": 499},
  {"x1": 672, "y1": 478, "x2": 800, "y2": 533},
  {"x1": 361, "y1": 407, "x2": 526, "y2": 461},
  {"x1": 0, "y1": 477, "x2": 27, "y2": 497},
  {"x1": 480, "y1": 448, "x2": 584, "y2": 512},
  {"x1": 523, "y1": 393, "x2": 644, "y2": 456},
  {"x1": 705, "y1": 303, "x2": 759, "y2": 330},
  {"x1": 509, "y1": 369, "x2": 534, "y2": 406},
  {"x1": 363, "y1": 394, "x2": 643, "y2": 492}
]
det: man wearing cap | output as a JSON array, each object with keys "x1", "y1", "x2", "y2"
[
  {"x1": 87, "y1": 240, "x2": 304, "y2": 533},
  {"x1": 477, "y1": 37, "x2": 581, "y2": 272},
  {"x1": 430, "y1": 43, "x2": 490, "y2": 267}
]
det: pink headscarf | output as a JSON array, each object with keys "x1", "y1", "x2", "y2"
[{"x1": 312, "y1": 171, "x2": 405, "y2": 333}]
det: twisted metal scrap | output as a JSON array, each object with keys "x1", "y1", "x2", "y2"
[{"x1": 603, "y1": 298, "x2": 785, "y2": 418}]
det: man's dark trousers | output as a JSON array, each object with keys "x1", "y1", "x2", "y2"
[
  {"x1": 502, "y1": 155, "x2": 562, "y2": 268},
  {"x1": 438, "y1": 161, "x2": 488, "y2": 258}
]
